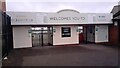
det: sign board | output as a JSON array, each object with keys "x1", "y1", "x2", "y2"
[
  {"x1": 94, "y1": 14, "x2": 112, "y2": 22},
  {"x1": 7, "y1": 12, "x2": 45, "y2": 25},
  {"x1": 7, "y1": 10, "x2": 113, "y2": 25},
  {"x1": 61, "y1": 27, "x2": 71, "y2": 37},
  {"x1": 46, "y1": 13, "x2": 88, "y2": 23}
]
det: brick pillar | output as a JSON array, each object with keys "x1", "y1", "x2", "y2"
[
  {"x1": 0, "y1": 0, "x2": 6, "y2": 12},
  {"x1": 2, "y1": 1, "x2": 6, "y2": 12}
]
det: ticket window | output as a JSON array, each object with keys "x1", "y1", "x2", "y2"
[{"x1": 61, "y1": 27, "x2": 71, "y2": 37}]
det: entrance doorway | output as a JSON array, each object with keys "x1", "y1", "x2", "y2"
[
  {"x1": 78, "y1": 25, "x2": 95, "y2": 44},
  {"x1": 78, "y1": 26, "x2": 85, "y2": 44},
  {"x1": 31, "y1": 26, "x2": 53, "y2": 47}
]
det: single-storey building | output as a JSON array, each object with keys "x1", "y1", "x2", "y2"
[{"x1": 7, "y1": 9, "x2": 113, "y2": 48}]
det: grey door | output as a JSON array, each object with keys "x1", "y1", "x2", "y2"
[
  {"x1": 32, "y1": 33, "x2": 42, "y2": 47},
  {"x1": 32, "y1": 27, "x2": 53, "y2": 47}
]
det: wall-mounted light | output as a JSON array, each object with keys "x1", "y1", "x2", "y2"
[
  {"x1": 28, "y1": 30, "x2": 32, "y2": 33},
  {"x1": 96, "y1": 28, "x2": 98, "y2": 31},
  {"x1": 114, "y1": 21, "x2": 118, "y2": 26},
  {"x1": 53, "y1": 29, "x2": 56, "y2": 32},
  {"x1": 28, "y1": 30, "x2": 32, "y2": 37},
  {"x1": 76, "y1": 29, "x2": 79, "y2": 32}
]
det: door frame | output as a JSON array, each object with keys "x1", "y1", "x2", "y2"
[{"x1": 31, "y1": 26, "x2": 53, "y2": 47}]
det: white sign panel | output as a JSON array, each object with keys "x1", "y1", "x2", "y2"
[
  {"x1": 7, "y1": 11, "x2": 113, "y2": 25},
  {"x1": 94, "y1": 13, "x2": 113, "y2": 22},
  {"x1": 7, "y1": 12, "x2": 45, "y2": 25},
  {"x1": 46, "y1": 13, "x2": 88, "y2": 23}
]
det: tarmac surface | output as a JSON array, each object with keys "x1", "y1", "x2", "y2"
[{"x1": 2, "y1": 44, "x2": 118, "y2": 67}]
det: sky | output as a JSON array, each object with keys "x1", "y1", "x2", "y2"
[{"x1": 6, "y1": 0, "x2": 120, "y2": 13}]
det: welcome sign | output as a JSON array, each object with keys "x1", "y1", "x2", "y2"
[
  {"x1": 46, "y1": 13, "x2": 88, "y2": 23},
  {"x1": 49, "y1": 17, "x2": 85, "y2": 20}
]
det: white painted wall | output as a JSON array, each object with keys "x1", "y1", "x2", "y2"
[
  {"x1": 13, "y1": 26, "x2": 32, "y2": 48},
  {"x1": 95, "y1": 25, "x2": 108, "y2": 43},
  {"x1": 53, "y1": 26, "x2": 79, "y2": 45}
]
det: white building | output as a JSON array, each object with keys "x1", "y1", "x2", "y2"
[{"x1": 7, "y1": 9, "x2": 113, "y2": 48}]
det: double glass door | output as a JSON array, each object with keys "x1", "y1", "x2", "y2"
[{"x1": 31, "y1": 27, "x2": 53, "y2": 47}]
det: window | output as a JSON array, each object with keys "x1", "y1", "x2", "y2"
[{"x1": 61, "y1": 27, "x2": 71, "y2": 37}]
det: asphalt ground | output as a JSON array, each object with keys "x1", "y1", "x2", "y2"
[{"x1": 2, "y1": 44, "x2": 119, "y2": 67}]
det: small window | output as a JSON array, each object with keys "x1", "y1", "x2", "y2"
[{"x1": 61, "y1": 27, "x2": 71, "y2": 37}]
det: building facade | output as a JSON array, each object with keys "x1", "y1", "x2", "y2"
[
  {"x1": 7, "y1": 9, "x2": 113, "y2": 48},
  {"x1": 111, "y1": 3, "x2": 120, "y2": 46}
]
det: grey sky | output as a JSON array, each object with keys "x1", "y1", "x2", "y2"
[{"x1": 6, "y1": 0, "x2": 119, "y2": 13}]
